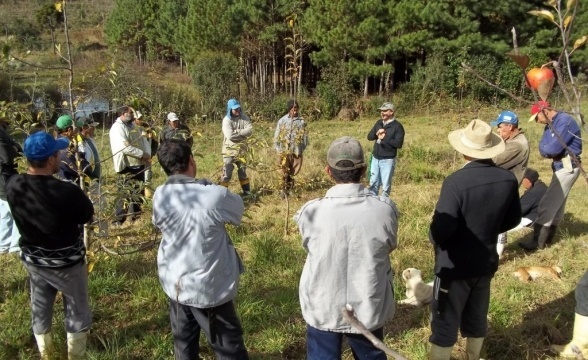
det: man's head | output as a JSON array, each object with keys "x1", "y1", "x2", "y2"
[
  {"x1": 326, "y1": 136, "x2": 366, "y2": 183},
  {"x1": 287, "y1": 99, "x2": 299, "y2": 118},
  {"x1": 522, "y1": 168, "x2": 539, "y2": 190},
  {"x1": 227, "y1": 98, "x2": 242, "y2": 118},
  {"x1": 378, "y1": 102, "x2": 395, "y2": 121},
  {"x1": 134, "y1": 111, "x2": 144, "y2": 126},
  {"x1": 167, "y1": 112, "x2": 179, "y2": 129},
  {"x1": 56, "y1": 114, "x2": 83, "y2": 139},
  {"x1": 24, "y1": 131, "x2": 69, "y2": 172},
  {"x1": 528, "y1": 100, "x2": 552, "y2": 124},
  {"x1": 79, "y1": 117, "x2": 98, "y2": 138},
  {"x1": 491, "y1": 111, "x2": 519, "y2": 141},
  {"x1": 448, "y1": 119, "x2": 505, "y2": 160},
  {"x1": 118, "y1": 106, "x2": 134, "y2": 123},
  {"x1": 157, "y1": 138, "x2": 195, "y2": 177}
]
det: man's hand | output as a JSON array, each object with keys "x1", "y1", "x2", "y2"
[{"x1": 377, "y1": 129, "x2": 386, "y2": 140}]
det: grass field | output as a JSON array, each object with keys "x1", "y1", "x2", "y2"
[{"x1": 1, "y1": 107, "x2": 587, "y2": 360}]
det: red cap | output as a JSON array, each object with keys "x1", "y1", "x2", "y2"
[{"x1": 529, "y1": 100, "x2": 551, "y2": 122}]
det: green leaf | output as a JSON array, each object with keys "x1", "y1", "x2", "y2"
[
  {"x1": 547, "y1": 0, "x2": 557, "y2": 7},
  {"x1": 567, "y1": 0, "x2": 577, "y2": 12},
  {"x1": 528, "y1": 10, "x2": 556, "y2": 23},
  {"x1": 563, "y1": 15, "x2": 573, "y2": 28}
]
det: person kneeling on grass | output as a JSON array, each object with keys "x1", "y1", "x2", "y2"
[
  {"x1": 295, "y1": 136, "x2": 399, "y2": 360},
  {"x1": 152, "y1": 139, "x2": 249, "y2": 360}
]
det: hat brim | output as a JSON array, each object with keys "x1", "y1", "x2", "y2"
[
  {"x1": 169, "y1": 118, "x2": 179, "y2": 122},
  {"x1": 528, "y1": 113, "x2": 539, "y2": 122},
  {"x1": 54, "y1": 137, "x2": 70, "y2": 151},
  {"x1": 378, "y1": 107, "x2": 394, "y2": 111},
  {"x1": 447, "y1": 129, "x2": 505, "y2": 159},
  {"x1": 230, "y1": 105, "x2": 241, "y2": 110},
  {"x1": 489, "y1": 120, "x2": 500, "y2": 127},
  {"x1": 87, "y1": 122, "x2": 99, "y2": 127}
]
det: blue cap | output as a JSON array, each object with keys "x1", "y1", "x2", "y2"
[
  {"x1": 24, "y1": 131, "x2": 69, "y2": 161},
  {"x1": 227, "y1": 98, "x2": 241, "y2": 110},
  {"x1": 490, "y1": 111, "x2": 518, "y2": 127}
]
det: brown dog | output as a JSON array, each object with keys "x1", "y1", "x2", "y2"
[{"x1": 513, "y1": 266, "x2": 562, "y2": 282}]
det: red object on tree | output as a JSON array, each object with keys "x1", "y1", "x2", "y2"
[{"x1": 526, "y1": 68, "x2": 555, "y2": 89}]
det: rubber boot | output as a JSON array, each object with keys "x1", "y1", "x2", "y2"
[
  {"x1": 240, "y1": 178, "x2": 251, "y2": 195},
  {"x1": 67, "y1": 331, "x2": 88, "y2": 360},
  {"x1": 429, "y1": 344, "x2": 452, "y2": 360},
  {"x1": 34, "y1": 333, "x2": 53, "y2": 360},
  {"x1": 466, "y1": 337, "x2": 484, "y2": 360},
  {"x1": 546, "y1": 225, "x2": 558, "y2": 245},
  {"x1": 551, "y1": 313, "x2": 588, "y2": 358},
  {"x1": 536, "y1": 225, "x2": 552, "y2": 249},
  {"x1": 518, "y1": 223, "x2": 543, "y2": 251},
  {"x1": 496, "y1": 243, "x2": 505, "y2": 259}
]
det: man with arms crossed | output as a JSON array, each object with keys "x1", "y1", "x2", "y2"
[
  {"x1": 295, "y1": 136, "x2": 398, "y2": 360},
  {"x1": 429, "y1": 120, "x2": 521, "y2": 360},
  {"x1": 153, "y1": 139, "x2": 249, "y2": 360},
  {"x1": 7, "y1": 131, "x2": 94, "y2": 359}
]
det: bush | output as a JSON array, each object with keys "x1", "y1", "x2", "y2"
[{"x1": 315, "y1": 61, "x2": 356, "y2": 119}]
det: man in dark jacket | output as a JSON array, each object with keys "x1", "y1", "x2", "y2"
[
  {"x1": 0, "y1": 118, "x2": 22, "y2": 254},
  {"x1": 160, "y1": 112, "x2": 193, "y2": 148},
  {"x1": 428, "y1": 119, "x2": 521, "y2": 360},
  {"x1": 7, "y1": 131, "x2": 94, "y2": 359},
  {"x1": 366, "y1": 102, "x2": 405, "y2": 197},
  {"x1": 519, "y1": 168, "x2": 548, "y2": 226}
]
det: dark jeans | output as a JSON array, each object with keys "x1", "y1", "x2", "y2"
[
  {"x1": 576, "y1": 270, "x2": 588, "y2": 316},
  {"x1": 429, "y1": 274, "x2": 493, "y2": 347},
  {"x1": 169, "y1": 298, "x2": 248, "y2": 360},
  {"x1": 306, "y1": 325, "x2": 387, "y2": 360},
  {"x1": 114, "y1": 166, "x2": 145, "y2": 224}
]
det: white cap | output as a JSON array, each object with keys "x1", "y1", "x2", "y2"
[{"x1": 167, "y1": 112, "x2": 179, "y2": 122}]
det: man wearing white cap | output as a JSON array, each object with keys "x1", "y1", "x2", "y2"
[
  {"x1": 160, "y1": 112, "x2": 193, "y2": 148},
  {"x1": 428, "y1": 120, "x2": 521, "y2": 360},
  {"x1": 367, "y1": 102, "x2": 404, "y2": 197}
]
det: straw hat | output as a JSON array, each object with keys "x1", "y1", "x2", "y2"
[{"x1": 448, "y1": 119, "x2": 505, "y2": 159}]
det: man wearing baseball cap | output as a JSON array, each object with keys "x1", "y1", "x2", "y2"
[
  {"x1": 367, "y1": 102, "x2": 405, "y2": 197},
  {"x1": 221, "y1": 99, "x2": 253, "y2": 194},
  {"x1": 519, "y1": 101, "x2": 582, "y2": 251},
  {"x1": 295, "y1": 136, "x2": 399, "y2": 359},
  {"x1": 6, "y1": 131, "x2": 94, "y2": 359},
  {"x1": 55, "y1": 114, "x2": 89, "y2": 184},
  {"x1": 489, "y1": 110, "x2": 529, "y2": 258},
  {"x1": 160, "y1": 112, "x2": 193, "y2": 148},
  {"x1": 428, "y1": 120, "x2": 521, "y2": 360}
]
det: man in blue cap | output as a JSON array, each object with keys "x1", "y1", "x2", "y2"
[
  {"x1": 6, "y1": 131, "x2": 94, "y2": 359},
  {"x1": 489, "y1": 110, "x2": 529, "y2": 258},
  {"x1": 220, "y1": 99, "x2": 253, "y2": 194}
]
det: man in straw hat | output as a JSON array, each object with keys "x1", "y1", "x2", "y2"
[
  {"x1": 518, "y1": 100, "x2": 582, "y2": 251},
  {"x1": 428, "y1": 120, "x2": 521, "y2": 360},
  {"x1": 295, "y1": 136, "x2": 399, "y2": 359}
]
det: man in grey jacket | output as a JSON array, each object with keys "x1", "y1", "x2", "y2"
[
  {"x1": 153, "y1": 139, "x2": 248, "y2": 360},
  {"x1": 220, "y1": 98, "x2": 253, "y2": 194},
  {"x1": 295, "y1": 136, "x2": 399, "y2": 360}
]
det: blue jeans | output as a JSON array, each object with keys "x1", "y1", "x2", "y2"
[
  {"x1": 369, "y1": 158, "x2": 396, "y2": 197},
  {"x1": 306, "y1": 325, "x2": 387, "y2": 360}
]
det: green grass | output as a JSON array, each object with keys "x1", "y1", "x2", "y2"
[{"x1": 1, "y1": 109, "x2": 587, "y2": 359}]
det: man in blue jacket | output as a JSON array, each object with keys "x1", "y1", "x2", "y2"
[{"x1": 519, "y1": 101, "x2": 582, "y2": 251}]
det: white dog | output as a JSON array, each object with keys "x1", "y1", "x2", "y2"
[{"x1": 398, "y1": 268, "x2": 433, "y2": 306}]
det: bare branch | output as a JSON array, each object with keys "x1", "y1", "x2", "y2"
[
  {"x1": 342, "y1": 304, "x2": 409, "y2": 360},
  {"x1": 461, "y1": 63, "x2": 528, "y2": 103}
]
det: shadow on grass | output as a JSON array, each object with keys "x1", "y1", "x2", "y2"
[{"x1": 486, "y1": 288, "x2": 575, "y2": 360}]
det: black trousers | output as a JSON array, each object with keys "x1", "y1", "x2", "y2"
[
  {"x1": 169, "y1": 298, "x2": 248, "y2": 360},
  {"x1": 114, "y1": 166, "x2": 145, "y2": 224},
  {"x1": 429, "y1": 274, "x2": 493, "y2": 347}
]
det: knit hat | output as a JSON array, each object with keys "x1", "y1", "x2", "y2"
[
  {"x1": 327, "y1": 136, "x2": 365, "y2": 170},
  {"x1": 287, "y1": 99, "x2": 299, "y2": 111},
  {"x1": 524, "y1": 168, "x2": 539, "y2": 183}
]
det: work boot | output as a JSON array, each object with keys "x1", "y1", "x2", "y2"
[
  {"x1": 518, "y1": 223, "x2": 544, "y2": 251},
  {"x1": 429, "y1": 344, "x2": 452, "y2": 360},
  {"x1": 551, "y1": 313, "x2": 588, "y2": 358},
  {"x1": 466, "y1": 337, "x2": 484, "y2": 360},
  {"x1": 34, "y1": 332, "x2": 53, "y2": 360},
  {"x1": 67, "y1": 331, "x2": 88, "y2": 360}
]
